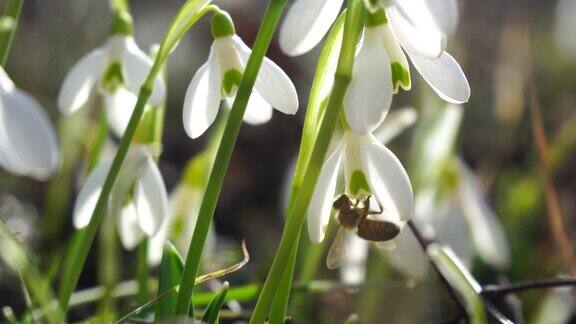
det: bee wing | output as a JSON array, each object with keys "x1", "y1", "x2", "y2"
[{"x1": 326, "y1": 226, "x2": 347, "y2": 269}]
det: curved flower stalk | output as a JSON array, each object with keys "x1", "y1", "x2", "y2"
[
  {"x1": 280, "y1": 0, "x2": 469, "y2": 134},
  {"x1": 73, "y1": 146, "x2": 168, "y2": 256},
  {"x1": 0, "y1": 68, "x2": 60, "y2": 180},
  {"x1": 182, "y1": 11, "x2": 299, "y2": 139},
  {"x1": 307, "y1": 129, "x2": 413, "y2": 245},
  {"x1": 57, "y1": 17, "x2": 166, "y2": 137}
]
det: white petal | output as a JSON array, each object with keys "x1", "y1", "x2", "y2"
[
  {"x1": 134, "y1": 157, "x2": 168, "y2": 236},
  {"x1": 457, "y1": 161, "x2": 510, "y2": 269},
  {"x1": 148, "y1": 214, "x2": 172, "y2": 266},
  {"x1": 121, "y1": 36, "x2": 166, "y2": 107},
  {"x1": 373, "y1": 107, "x2": 417, "y2": 144},
  {"x1": 103, "y1": 87, "x2": 138, "y2": 137},
  {"x1": 73, "y1": 162, "x2": 111, "y2": 229},
  {"x1": 0, "y1": 87, "x2": 60, "y2": 180},
  {"x1": 231, "y1": 36, "x2": 299, "y2": 115},
  {"x1": 339, "y1": 235, "x2": 369, "y2": 285},
  {"x1": 242, "y1": 90, "x2": 273, "y2": 125},
  {"x1": 307, "y1": 142, "x2": 343, "y2": 244},
  {"x1": 182, "y1": 49, "x2": 221, "y2": 139},
  {"x1": 278, "y1": 0, "x2": 344, "y2": 56},
  {"x1": 385, "y1": 223, "x2": 429, "y2": 279},
  {"x1": 362, "y1": 139, "x2": 413, "y2": 223},
  {"x1": 409, "y1": 51, "x2": 470, "y2": 104},
  {"x1": 432, "y1": 197, "x2": 475, "y2": 269},
  {"x1": 424, "y1": 0, "x2": 459, "y2": 37},
  {"x1": 58, "y1": 48, "x2": 106, "y2": 114},
  {"x1": 117, "y1": 202, "x2": 145, "y2": 250},
  {"x1": 387, "y1": 3, "x2": 444, "y2": 59},
  {"x1": 344, "y1": 29, "x2": 393, "y2": 134}
]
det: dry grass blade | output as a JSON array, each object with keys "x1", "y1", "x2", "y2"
[
  {"x1": 116, "y1": 240, "x2": 250, "y2": 323},
  {"x1": 528, "y1": 81, "x2": 576, "y2": 276}
]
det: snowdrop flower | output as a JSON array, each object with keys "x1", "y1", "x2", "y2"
[
  {"x1": 183, "y1": 11, "x2": 299, "y2": 139},
  {"x1": 58, "y1": 14, "x2": 165, "y2": 137},
  {"x1": 307, "y1": 130, "x2": 413, "y2": 245},
  {"x1": 73, "y1": 146, "x2": 168, "y2": 255},
  {"x1": 333, "y1": 108, "x2": 416, "y2": 283},
  {"x1": 0, "y1": 68, "x2": 60, "y2": 180},
  {"x1": 280, "y1": 1, "x2": 469, "y2": 134}
]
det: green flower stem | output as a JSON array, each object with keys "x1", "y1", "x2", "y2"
[
  {"x1": 174, "y1": 0, "x2": 289, "y2": 315},
  {"x1": 57, "y1": 87, "x2": 152, "y2": 317},
  {"x1": 0, "y1": 0, "x2": 23, "y2": 66},
  {"x1": 269, "y1": 11, "x2": 347, "y2": 322},
  {"x1": 110, "y1": 0, "x2": 130, "y2": 14},
  {"x1": 97, "y1": 210, "x2": 119, "y2": 321},
  {"x1": 249, "y1": 1, "x2": 365, "y2": 322},
  {"x1": 136, "y1": 239, "x2": 150, "y2": 305}
]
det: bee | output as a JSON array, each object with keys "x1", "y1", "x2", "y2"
[{"x1": 326, "y1": 194, "x2": 400, "y2": 269}]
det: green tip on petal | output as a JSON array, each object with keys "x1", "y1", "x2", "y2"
[
  {"x1": 211, "y1": 11, "x2": 236, "y2": 39},
  {"x1": 391, "y1": 62, "x2": 411, "y2": 91},
  {"x1": 222, "y1": 69, "x2": 243, "y2": 96},
  {"x1": 365, "y1": 9, "x2": 388, "y2": 27},
  {"x1": 100, "y1": 62, "x2": 124, "y2": 92},
  {"x1": 111, "y1": 11, "x2": 134, "y2": 35},
  {"x1": 349, "y1": 170, "x2": 371, "y2": 196}
]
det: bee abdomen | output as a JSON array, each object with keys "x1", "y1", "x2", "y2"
[{"x1": 357, "y1": 219, "x2": 400, "y2": 242}]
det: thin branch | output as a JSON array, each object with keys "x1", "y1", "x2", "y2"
[
  {"x1": 483, "y1": 278, "x2": 576, "y2": 297},
  {"x1": 406, "y1": 220, "x2": 469, "y2": 320}
]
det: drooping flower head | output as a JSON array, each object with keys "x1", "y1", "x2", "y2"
[
  {"x1": 307, "y1": 130, "x2": 413, "y2": 244},
  {"x1": 183, "y1": 11, "x2": 299, "y2": 139},
  {"x1": 0, "y1": 68, "x2": 60, "y2": 180},
  {"x1": 280, "y1": 0, "x2": 470, "y2": 134},
  {"x1": 73, "y1": 145, "x2": 168, "y2": 255},
  {"x1": 58, "y1": 12, "x2": 165, "y2": 137}
]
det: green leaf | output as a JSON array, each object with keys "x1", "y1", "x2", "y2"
[
  {"x1": 154, "y1": 243, "x2": 185, "y2": 321},
  {"x1": 292, "y1": 11, "x2": 346, "y2": 188},
  {"x1": 201, "y1": 282, "x2": 230, "y2": 324},
  {"x1": 427, "y1": 243, "x2": 487, "y2": 324},
  {"x1": 194, "y1": 284, "x2": 261, "y2": 306}
]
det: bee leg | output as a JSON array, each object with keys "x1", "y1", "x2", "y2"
[{"x1": 368, "y1": 198, "x2": 383, "y2": 215}]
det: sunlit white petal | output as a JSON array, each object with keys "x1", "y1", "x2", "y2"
[
  {"x1": 241, "y1": 90, "x2": 273, "y2": 125},
  {"x1": 424, "y1": 0, "x2": 459, "y2": 37},
  {"x1": 182, "y1": 49, "x2": 222, "y2": 139},
  {"x1": 73, "y1": 162, "x2": 110, "y2": 229},
  {"x1": 307, "y1": 142, "x2": 343, "y2": 244},
  {"x1": 121, "y1": 36, "x2": 166, "y2": 106},
  {"x1": 58, "y1": 48, "x2": 106, "y2": 114},
  {"x1": 103, "y1": 87, "x2": 138, "y2": 137},
  {"x1": 231, "y1": 36, "x2": 299, "y2": 115},
  {"x1": 279, "y1": 0, "x2": 344, "y2": 56},
  {"x1": 0, "y1": 85, "x2": 60, "y2": 180},
  {"x1": 148, "y1": 214, "x2": 172, "y2": 266},
  {"x1": 362, "y1": 138, "x2": 413, "y2": 223},
  {"x1": 409, "y1": 51, "x2": 470, "y2": 104},
  {"x1": 387, "y1": 3, "x2": 444, "y2": 59},
  {"x1": 344, "y1": 29, "x2": 393, "y2": 134},
  {"x1": 117, "y1": 202, "x2": 145, "y2": 250},
  {"x1": 134, "y1": 157, "x2": 168, "y2": 236}
]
